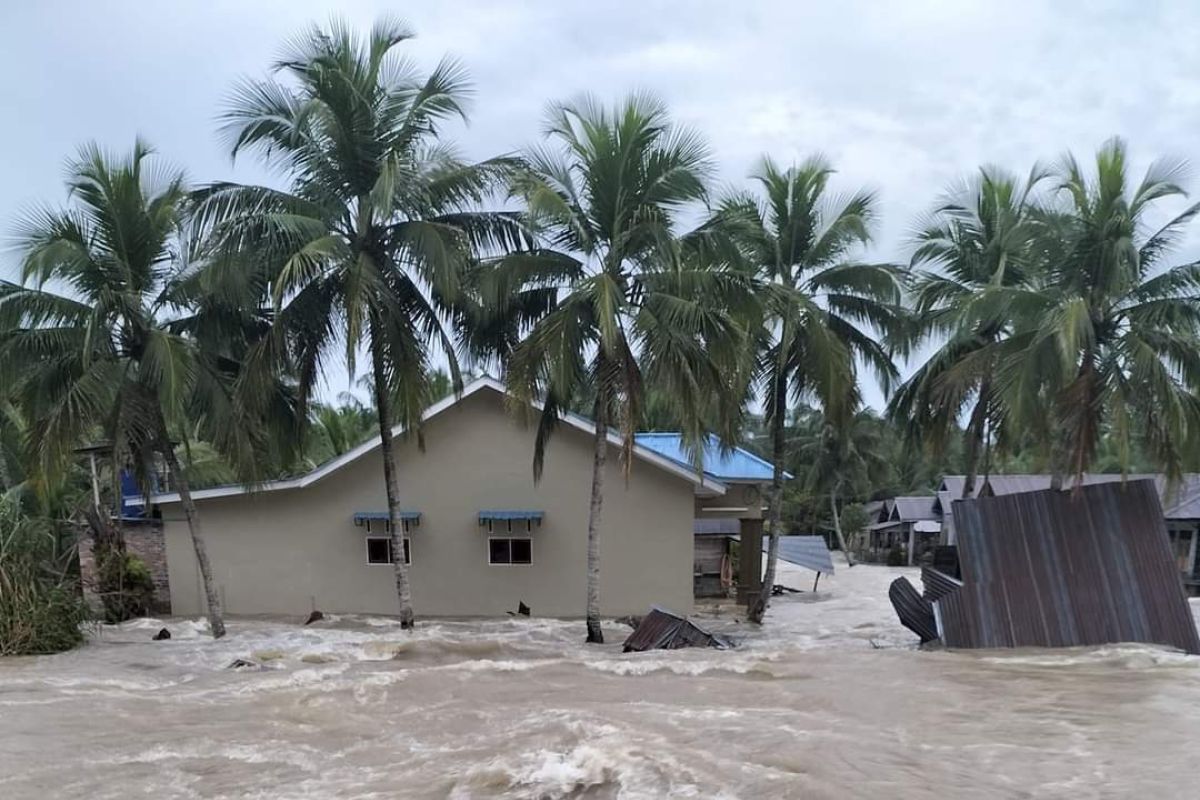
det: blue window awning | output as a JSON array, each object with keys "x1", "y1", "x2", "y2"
[
  {"x1": 478, "y1": 510, "x2": 543, "y2": 532},
  {"x1": 354, "y1": 510, "x2": 421, "y2": 531},
  {"x1": 478, "y1": 510, "x2": 543, "y2": 523}
]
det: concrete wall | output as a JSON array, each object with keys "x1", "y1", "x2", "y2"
[{"x1": 161, "y1": 387, "x2": 695, "y2": 618}]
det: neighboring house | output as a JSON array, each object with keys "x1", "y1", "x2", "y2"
[
  {"x1": 133, "y1": 377, "x2": 737, "y2": 618},
  {"x1": 634, "y1": 434, "x2": 780, "y2": 599},
  {"x1": 935, "y1": 474, "x2": 1200, "y2": 593},
  {"x1": 867, "y1": 496, "x2": 940, "y2": 565}
]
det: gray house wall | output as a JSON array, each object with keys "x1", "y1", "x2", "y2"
[{"x1": 160, "y1": 387, "x2": 696, "y2": 618}]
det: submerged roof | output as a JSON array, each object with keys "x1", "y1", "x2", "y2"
[
  {"x1": 139, "y1": 377, "x2": 726, "y2": 505},
  {"x1": 633, "y1": 433, "x2": 785, "y2": 483},
  {"x1": 938, "y1": 473, "x2": 1200, "y2": 521}
]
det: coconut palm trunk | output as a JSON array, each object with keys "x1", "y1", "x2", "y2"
[
  {"x1": 960, "y1": 382, "x2": 991, "y2": 499},
  {"x1": 829, "y1": 482, "x2": 854, "y2": 567},
  {"x1": 584, "y1": 394, "x2": 608, "y2": 644},
  {"x1": 749, "y1": 376, "x2": 787, "y2": 624},
  {"x1": 369, "y1": 322, "x2": 416, "y2": 629},
  {"x1": 158, "y1": 425, "x2": 226, "y2": 639}
]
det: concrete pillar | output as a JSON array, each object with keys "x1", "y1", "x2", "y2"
[
  {"x1": 737, "y1": 518, "x2": 763, "y2": 604},
  {"x1": 907, "y1": 526, "x2": 916, "y2": 566}
]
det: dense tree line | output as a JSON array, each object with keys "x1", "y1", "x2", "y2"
[{"x1": 3, "y1": 18, "x2": 1199, "y2": 645}]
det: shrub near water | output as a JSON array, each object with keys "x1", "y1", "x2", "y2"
[{"x1": 0, "y1": 499, "x2": 88, "y2": 656}]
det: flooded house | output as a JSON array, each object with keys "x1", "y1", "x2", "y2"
[
  {"x1": 632, "y1": 434, "x2": 781, "y2": 602},
  {"x1": 867, "y1": 496, "x2": 941, "y2": 565},
  {"x1": 124, "y1": 377, "x2": 781, "y2": 618}
]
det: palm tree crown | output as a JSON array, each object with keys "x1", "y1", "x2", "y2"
[
  {"x1": 506, "y1": 94, "x2": 748, "y2": 642},
  {"x1": 202, "y1": 17, "x2": 523, "y2": 627},
  {"x1": 1006, "y1": 138, "x2": 1200, "y2": 481}
]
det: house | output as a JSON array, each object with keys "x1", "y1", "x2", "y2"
[
  {"x1": 867, "y1": 496, "x2": 940, "y2": 565},
  {"x1": 131, "y1": 377, "x2": 779, "y2": 619},
  {"x1": 935, "y1": 473, "x2": 1200, "y2": 593},
  {"x1": 633, "y1": 434, "x2": 779, "y2": 600}
]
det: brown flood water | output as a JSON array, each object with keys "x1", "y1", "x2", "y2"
[{"x1": 2, "y1": 564, "x2": 1199, "y2": 799}]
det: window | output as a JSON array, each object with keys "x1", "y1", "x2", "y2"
[
  {"x1": 488, "y1": 537, "x2": 532, "y2": 565},
  {"x1": 366, "y1": 536, "x2": 410, "y2": 565}
]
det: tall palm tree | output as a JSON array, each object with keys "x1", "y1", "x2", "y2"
[
  {"x1": 1006, "y1": 139, "x2": 1200, "y2": 483},
  {"x1": 716, "y1": 156, "x2": 903, "y2": 624},
  {"x1": 200, "y1": 18, "x2": 522, "y2": 628},
  {"x1": 505, "y1": 94, "x2": 748, "y2": 643},
  {"x1": 888, "y1": 166, "x2": 1047, "y2": 498},
  {"x1": 0, "y1": 142, "x2": 284, "y2": 638}
]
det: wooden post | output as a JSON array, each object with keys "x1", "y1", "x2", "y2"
[
  {"x1": 738, "y1": 518, "x2": 763, "y2": 604},
  {"x1": 813, "y1": 572, "x2": 821, "y2": 592}
]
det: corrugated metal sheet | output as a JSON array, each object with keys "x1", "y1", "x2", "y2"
[
  {"x1": 939, "y1": 473, "x2": 1200, "y2": 522},
  {"x1": 889, "y1": 578, "x2": 938, "y2": 643},
  {"x1": 634, "y1": 433, "x2": 788, "y2": 482},
  {"x1": 937, "y1": 480, "x2": 1200, "y2": 653},
  {"x1": 622, "y1": 607, "x2": 733, "y2": 652},
  {"x1": 767, "y1": 536, "x2": 835, "y2": 574},
  {"x1": 920, "y1": 567, "x2": 962, "y2": 602},
  {"x1": 694, "y1": 518, "x2": 741, "y2": 535}
]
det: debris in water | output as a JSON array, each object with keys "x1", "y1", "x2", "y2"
[
  {"x1": 892, "y1": 480, "x2": 1200, "y2": 653},
  {"x1": 151, "y1": 628, "x2": 171, "y2": 641},
  {"x1": 226, "y1": 658, "x2": 262, "y2": 671},
  {"x1": 622, "y1": 607, "x2": 734, "y2": 652},
  {"x1": 507, "y1": 601, "x2": 532, "y2": 617},
  {"x1": 304, "y1": 610, "x2": 325, "y2": 625},
  {"x1": 888, "y1": 577, "x2": 937, "y2": 644},
  {"x1": 614, "y1": 615, "x2": 643, "y2": 629}
]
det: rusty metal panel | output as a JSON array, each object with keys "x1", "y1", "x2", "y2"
[
  {"x1": 889, "y1": 577, "x2": 938, "y2": 643},
  {"x1": 938, "y1": 480, "x2": 1200, "y2": 653},
  {"x1": 622, "y1": 607, "x2": 733, "y2": 652}
]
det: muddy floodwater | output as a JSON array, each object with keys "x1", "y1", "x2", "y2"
[{"x1": 2, "y1": 564, "x2": 1199, "y2": 799}]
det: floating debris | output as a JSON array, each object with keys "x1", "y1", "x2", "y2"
[
  {"x1": 622, "y1": 607, "x2": 734, "y2": 652},
  {"x1": 891, "y1": 480, "x2": 1200, "y2": 653},
  {"x1": 151, "y1": 628, "x2": 171, "y2": 641},
  {"x1": 304, "y1": 610, "x2": 325, "y2": 625}
]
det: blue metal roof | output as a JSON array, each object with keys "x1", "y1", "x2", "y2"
[
  {"x1": 634, "y1": 433, "x2": 786, "y2": 482},
  {"x1": 478, "y1": 510, "x2": 544, "y2": 523},
  {"x1": 353, "y1": 510, "x2": 421, "y2": 523}
]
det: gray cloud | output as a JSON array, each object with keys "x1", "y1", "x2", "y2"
[{"x1": 3, "y1": 0, "x2": 1199, "y2": 406}]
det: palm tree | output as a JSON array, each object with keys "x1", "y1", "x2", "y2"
[
  {"x1": 888, "y1": 166, "x2": 1047, "y2": 498},
  {"x1": 716, "y1": 156, "x2": 903, "y2": 624},
  {"x1": 0, "y1": 142, "x2": 283, "y2": 639},
  {"x1": 1006, "y1": 139, "x2": 1200, "y2": 483},
  {"x1": 794, "y1": 408, "x2": 893, "y2": 563},
  {"x1": 200, "y1": 19, "x2": 523, "y2": 629},
  {"x1": 505, "y1": 94, "x2": 748, "y2": 643},
  {"x1": 307, "y1": 399, "x2": 377, "y2": 462}
]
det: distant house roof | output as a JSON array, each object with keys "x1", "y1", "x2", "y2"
[
  {"x1": 633, "y1": 433, "x2": 787, "y2": 483},
  {"x1": 890, "y1": 496, "x2": 939, "y2": 522},
  {"x1": 937, "y1": 473, "x2": 1200, "y2": 521},
  {"x1": 136, "y1": 377, "x2": 727, "y2": 505}
]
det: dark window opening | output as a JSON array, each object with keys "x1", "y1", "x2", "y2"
[
  {"x1": 366, "y1": 536, "x2": 410, "y2": 565},
  {"x1": 489, "y1": 537, "x2": 532, "y2": 565}
]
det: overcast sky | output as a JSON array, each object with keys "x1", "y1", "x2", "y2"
[{"x1": 3, "y1": 1, "x2": 1199, "y2": 408}]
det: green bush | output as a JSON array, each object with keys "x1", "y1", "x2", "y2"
[
  {"x1": 886, "y1": 545, "x2": 906, "y2": 567},
  {"x1": 96, "y1": 549, "x2": 155, "y2": 623},
  {"x1": 0, "y1": 499, "x2": 89, "y2": 656}
]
